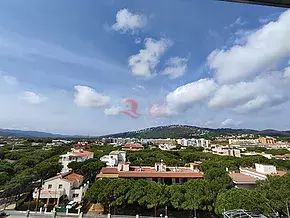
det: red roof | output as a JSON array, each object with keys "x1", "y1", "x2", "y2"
[
  {"x1": 119, "y1": 171, "x2": 203, "y2": 178},
  {"x1": 70, "y1": 150, "x2": 94, "y2": 157},
  {"x1": 63, "y1": 173, "x2": 83, "y2": 182},
  {"x1": 122, "y1": 143, "x2": 144, "y2": 149},
  {"x1": 229, "y1": 173, "x2": 257, "y2": 184},
  {"x1": 98, "y1": 166, "x2": 203, "y2": 179}
]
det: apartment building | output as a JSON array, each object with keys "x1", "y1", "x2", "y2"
[
  {"x1": 258, "y1": 136, "x2": 277, "y2": 145},
  {"x1": 101, "y1": 138, "x2": 138, "y2": 145},
  {"x1": 177, "y1": 138, "x2": 210, "y2": 148},
  {"x1": 59, "y1": 149, "x2": 94, "y2": 173},
  {"x1": 229, "y1": 139, "x2": 258, "y2": 145},
  {"x1": 100, "y1": 150, "x2": 126, "y2": 167},
  {"x1": 212, "y1": 146, "x2": 241, "y2": 157},
  {"x1": 33, "y1": 171, "x2": 89, "y2": 205},
  {"x1": 122, "y1": 143, "x2": 144, "y2": 151},
  {"x1": 97, "y1": 161, "x2": 203, "y2": 185},
  {"x1": 229, "y1": 163, "x2": 286, "y2": 189}
]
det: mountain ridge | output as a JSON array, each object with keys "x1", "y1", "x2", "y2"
[
  {"x1": 99, "y1": 125, "x2": 290, "y2": 139},
  {"x1": 1, "y1": 125, "x2": 290, "y2": 138}
]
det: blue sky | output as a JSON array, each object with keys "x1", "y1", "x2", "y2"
[{"x1": 0, "y1": 0, "x2": 289, "y2": 135}]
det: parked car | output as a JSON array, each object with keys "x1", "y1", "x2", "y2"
[{"x1": 66, "y1": 201, "x2": 77, "y2": 209}]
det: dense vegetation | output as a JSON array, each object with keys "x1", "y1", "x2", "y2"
[
  {"x1": 86, "y1": 168, "x2": 232, "y2": 217},
  {"x1": 0, "y1": 141, "x2": 70, "y2": 200},
  {"x1": 126, "y1": 148, "x2": 290, "y2": 172},
  {"x1": 100, "y1": 125, "x2": 290, "y2": 139},
  {"x1": 1, "y1": 138, "x2": 290, "y2": 217},
  {"x1": 86, "y1": 147, "x2": 290, "y2": 217}
]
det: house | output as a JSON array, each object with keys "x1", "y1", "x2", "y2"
[
  {"x1": 59, "y1": 149, "x2": 94, "y2": 173},
  {"x1": 212, "y1": 146, "x2": 241, "y2": 157},
  {"x1": 97, "y1": 161, "x2": 203, "y2": 185},
  {"x1": 229, "y1": 139, "x2": 258, "y2": 145},
  {"x1": 122, "y1": 143, "x2": 144, "y2": 151},
  {"x1": 275, "y1": 154, "x2": 290, "y2": 160},
  {"x1": 229, "y1": 163, "x2": 287, "y2": 189},
  {"x1": 75, "y1": 142, "x2": 91, "y2": 150},
  {"x1": 258, "y1": 136, "x2": 277, "y2": 145},
  {"x1": 32, "y1": 171, "x2": 89, "y2": 205},
  {"x1": 100, "y1": 151, "x2": 126, "y2": 167},
  {"x1": 158, "y1": 144, "x2": 177, "y2": 150}
]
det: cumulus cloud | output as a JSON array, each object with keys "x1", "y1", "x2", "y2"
[
  {"x1": 208, "y1": 72, "x2": 289, "y2": 112},
  {"x1": 74, "y1": 85, "x2": 110, "y2": 108},
  {"x1": 104, "y1": 106, "x2": 122, "y2": 116},
  {"x1": 21, "y1": 91, "x2": 47, "y2": 104},
  {"x1": 128, "y1": 38, "x2": 171, "y2": 77},
  {"x1": 166, "y1": 78, "x2": 217, "y2": 111},
  {"x1": 112, "y1": 8, "x2": 147, "y2": 34},
  {"x1": 148, "y1": 101, "x2": 176, "y2": 117},
  {"x1": 208, "y1": 9, "x2": 290, "y2": 84},
  {"x1": 162, "y1": 57, "x2": 188, "y2": 79},
  {"x1": 221, "y1": 118, "x2": 242, "y2": 127},
  {"x1": 0, "y1": 71, "x2": 18, "y2": 85}
]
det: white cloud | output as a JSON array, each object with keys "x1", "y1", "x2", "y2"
[
  {"x1": 112, "y1": 8, "x2": 147, "y2": 34},
  {"x1": 221, "y1": 118, "x2": 241, "y2": 127},
  {"x1": 128, "y1": 38, "x2": 171, "y2": 77},
  {"x1": 208, "y1": 72, "x2": 289, "y2": 112},
  {"x1": 166, "y1": 78, "x2": 217, "y2": 111},
  {"x1": 208, "y1": 9, "x2": 290, "y2": 84},
  {"x1": 162, "y1": 57, "x2": 188, "y2": 79},
  {"x1": 148, "y1": 102, "x2": 176, "y2": 117},
  {"x1": 104, "y1": 106, "x2": 122, "y2": 116},
  {"x1": 74, "y1": 85, "x2": 110, "y2": 108},
  {"x1": 21, "y1": 91, "x2": 47, "y2": 104},
  {"x1": 0, "y1": 71, "x2": 18, "y2": 85}
]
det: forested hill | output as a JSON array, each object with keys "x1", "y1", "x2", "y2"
[{"x1": 100, "y1": 125, "x2": 290, "y2": 139}]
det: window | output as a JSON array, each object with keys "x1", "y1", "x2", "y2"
[
  {"x1": 58, "y1": 184, "x2": 63, "y2": 189},
  {"x1": 73, "y1": 194, "x2": 79, "y2": 198},
  {"x1": 48, "y1": 184, "x2": 52, "y2": 189}
]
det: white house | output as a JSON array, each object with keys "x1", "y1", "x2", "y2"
[
  {"x1": 212, "y1": 146, "x2": 241, "y2": 157},
  {"x1": 33, "y1": 171, "x2": 89, "y2": 205},
  {"x1": 158, "y1": 144, "x2": 177, "y2": 151},
  {"x1": 100, "y1": 151, "x2": 126, "y2": 167},
  {"x1": 60, "y1": 149, "x2": 94, "y2": 173}
]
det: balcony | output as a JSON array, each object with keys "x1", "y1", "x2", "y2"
[{"x1": 33, "y1": 189, "x2": 65, "y2": 199}]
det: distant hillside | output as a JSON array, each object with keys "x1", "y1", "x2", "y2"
[
  {"x1": 1, "y1": 125, "x2": 290, "y2": 139},
  {"x1": 0, "y1": 129, "x2": 84, "y2": 138},
  {"x1": 100, "y1": 125, "x2": 290, "y2": 139}
]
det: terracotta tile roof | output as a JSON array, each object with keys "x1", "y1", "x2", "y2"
[
  {"x1": 229, "y1": 173, "x2": 258, "y2": 184},
  {"x1": 98, "y1": 166, "x2": 203, "y2": 179},
  {"x1": 119, "y1": 162, "x2": 130, "y2": 165},
  {"x1": 275, "y1": 154, "x2": 290, "y2": 158},
  {"x1": 70, "y1": 150, "x2": 94, "y2": 157},
  {"x1": 122, "y1": 143, "x2": 144, "y2": 149},
  {"x1": 63, "y1": 173, "x2": 83, "y2": 182},
  {"x1": 100, "y1": 167, "x2": 118, "y2": 174},
  {"x1": 118, "y1": 171, "x2": 203, "y2": 178},
  {"x1": 275, "y1": 170, "x2": 287, "y2": 176}
]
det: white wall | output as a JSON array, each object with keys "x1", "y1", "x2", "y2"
[{"x1": 255, "y1": 164, "x2": 277, "y2": 174}]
